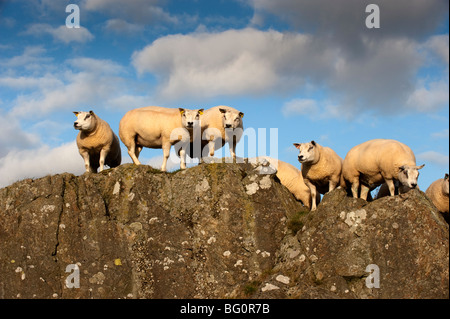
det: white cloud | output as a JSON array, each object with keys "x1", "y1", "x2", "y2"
[
  {"x1": 104, "y1": 19, "x2": 144, "y2": 34},
  {"x1": 132, "y1": 28, "x2": 323, "y2": 100},
  {"x1": 50, "y1": 25, "x2": 95, "y2": 44},
  {"x1": 281, "y1": 97, "x2": 370, "y2": 121},
  {"x1": 407, "y1": 79, "x2": 449, "y2": 112},
  {"x1": 7, "y1": 58, "x2": 126, "y2": 117},
  {"x1": 424, "y1": 34, "x2": 449, "y2": 65},
  {"x1": 10, "y1": 72, "x2": 108, "y2": 117},
  {"x1": 0, "y1": 141, "x2": 85, "y2": 188},
  {"x1": 132, "y1": 27, "x2": 434, "y2": 116},
  {"x1": 82, "y1": 0, "x2": 178, "y2": 24},
  {"x1": 67, "y1": 57, "x2": 125, "y2": 74},
  {"x1": 282, "y1": 99, "x2": 319, "y2": 117},
  {"x1": 24, "y1": 23, "x2": 94, "y2": 44},
  {"x1": 417, "y1": 151, "x2": 450, "y2": 168},
  {"x1": 0, "y1": 112, "x2": 39, "y2": 157},
  {"x1": 431, "y1": 129, "x2": 449, "y2": 139},
  {"x1": 0, "y1": 74, "x2": 63, "y2": 90},
  {"x1": 107, "y1": 94, "x2": 152, "y2": 110},
  {"x1": 0, "y1": 46, "x2": 52, "y2": 69},
  {"x1": 407, "y1": 35, "x2": 450, "y2": 112}
]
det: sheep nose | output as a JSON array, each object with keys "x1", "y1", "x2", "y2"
[
  {"x1": 73, "y1": 122, "x2": 78, "y2": 127},
  {"x1": 298, "y1": 155, "x2": 304, "y2": 161},
  {"x1": 411, "y1": 183, "x2": 417, "y2": 188},
  {"x1": 187, "y1": 122, "x2": 193, "y2": 126},
  {"x1": 225, "y1": 124, "x2": 232, "y2": 128}
]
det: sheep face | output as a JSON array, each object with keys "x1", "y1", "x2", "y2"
[
  {"x1": 179, "y1": 108, "x2": 204, "y2": 130},
  {"x1": 443, "y1": 174, "x2": 449, "y2": 196},
  {"x1": 293, "y1": 141, "x2": 317, "y2": 164},
  {"x1": 219, "y1": 108, "x2": 244, "y2": 129},
  {"x1": 398, "y1": 164, "x2": 425, "y2": 189},
  {"x1": 73, "y1": 111, "x2": 96, "y2": 132}
]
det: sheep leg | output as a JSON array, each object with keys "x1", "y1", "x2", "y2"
[
  {"x1": 99, "y1": 148, "x2": 108, "y2": 172},
  {"x1": 329, "y1": 180, "x2": 338, "y2": 192},
  {"x1": 197, "y1": 141, "x2": 206, "y2": 164},
  {"x1": 360, "y1": 184, "x2": 370, "y2": 200},
  {"x1": 135, "y1": 145, "x2": 143, "y2": 158},
  {"x1": 202, "y1": 140, "x2": 215, "y2": 163},
  {"x1": 308, "y1": 183, "x2": 318, "y2": 211},
  {"x1": 208, "y1": 140, "x2": 215, "y2": 157},
  {"x1": 229, "y1": 136, "x2": 237, "y2": 163},
  {"x1": 127, "y1": 142, "x2": 141, "y2": 165},
  {"x1": 161, "y1": 143, "x2": 171, "y2": 172},
  {"x1": 79, "y1": 150, "x2": 92, "y2": 173},
  {"x1": 385, "y1": 179, "x2": 396, "y2": 196},
  {"x1": 179, "y1": 148, "x2": 186, "y2": 170},
  {"x1": 351, "y1": 180, "x2": 360, "y2": 198}
]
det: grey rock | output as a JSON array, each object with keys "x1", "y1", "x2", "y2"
[{"x1": 0, "y1": 164, "x2": 448, "y2": 299}]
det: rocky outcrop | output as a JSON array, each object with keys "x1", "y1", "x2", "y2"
[
  {"x1": 0, "y1": 163, "x2": 448, "y2": 299},
  {"x1": 0, "y1": 163, "x2": 301, "y2": 299},
  {"x1": 255, "y1": 188, "x2": 449, "y2": 299}
]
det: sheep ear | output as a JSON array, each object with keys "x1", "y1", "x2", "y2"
[
  {"x1": 178, "y1": 108, "x2": 185, "y2": 115},
  {"x1": 311, "y1": 140, "x2": 316, "y2": 146},
  {"x1": 198, "y1": 109, "x2": 204, "y2": 115},
  {"x1": 416, "y1": 164, "x2": 425, "y2": 170},
  {"x1": 293, "y1": 143, "x2": 301, "y2": 149},
  {"x1": 73, "y1": 112, "x2": 80, "y2": 117},
  {"x1": 89, "y1": 110, "x2": 94, "y2": 116},
  {"x1": 445, "y1": 173, "x2": 449, "y2": 180},
  {"x1": 219, "y1": 108, "x2": 227, "y2": 114},
  {"x1": 239, "y1": 112, "x2": 244, "y2": 118}
]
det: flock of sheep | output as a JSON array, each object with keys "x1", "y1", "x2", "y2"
[{"x1": 73, "y1": 105, "x2": 449, "y2": 219}]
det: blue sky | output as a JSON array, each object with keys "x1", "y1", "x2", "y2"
[{"x1": 0, "y1": 0, "x2": 448, "y2": 192}]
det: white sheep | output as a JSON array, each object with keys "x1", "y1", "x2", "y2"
[
  {"x1": 341, "y1": 139, "x2": 425, "y2": 200},
  {"x1": 252, "y1": 157, "x2": 320, "y2": 210},
  {"x1": 293, "y1": 141, "x2": 343, "y2": 211},
  {"x1": 73, "y1": 110, "x2": 121, "y2": 173},
  {"x1": 118, "y1": 106, "x2": 203, "y2": 172},
  {"x1": 187, "y1": 105, "x2": 244, "y2": 163},
  {"x1": 425, "y1": 174, "x2": 449, "y2": 215}
]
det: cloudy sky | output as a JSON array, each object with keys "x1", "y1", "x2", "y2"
[{"x1": 0, "y1": 0, "x2": 448, "y2": 191}]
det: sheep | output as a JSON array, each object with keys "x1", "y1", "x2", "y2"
[
  {"x1": 252, "y1": 157, "x2": 320, "y2": 210},
  {"x1": 293, "y1": 141, "x2": 343, "y2": 211},
  {"x1": 425, "y1": 174, "x2": 449, "y2": 217},
  {"x1": 187, "y1": 105, "x2": 244, "y2": 163},
  {"x1": 341, "y1": 139, "x2": 425, "y2": 200},
  {"x1": 73, "y1": 110, "x2": 121, "y2": 173},
  {"x1": 119, "y1": 106, "x2": 204, "y2": 172}
]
